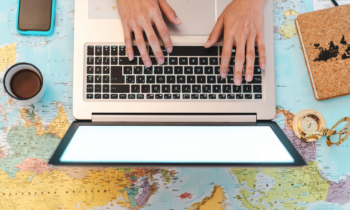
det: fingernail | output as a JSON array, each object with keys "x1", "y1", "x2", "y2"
[
  {"x1": 221, "y1": 72, "x2": 227, "y2": 78},
  {"x1": 157, "y1": 57, "x2": 164, "y2": 64},
  {"x1": 175, "y1": 17, "x2": 182, "y2": 24},
  {"x1": 204, "y1": 40, "x2": 211, "y2": 48},
  {"x1": 246, "y1": 74, "x2": 252, "y2": 82},
  {"x1": 234, "y1": 78, "x2": 241, "y2": 85},
  {"x1": 145, "y1": 61, "x2": 152, "y2": 67},
  {"x1": 166, "y1": 47, "x2": 172, "y2": 53},
  {"x1": 261, "y1": 63, "x2": 266, "y2": 69},
  {"x1": 128, "y1": 54, "x2": 134, "y2": 61}
]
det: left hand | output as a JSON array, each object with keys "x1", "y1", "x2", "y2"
[{"x1": 204, "y1": 0, "x2": 266, "y2": 85}]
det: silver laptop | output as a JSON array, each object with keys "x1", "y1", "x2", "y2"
[{"x1": 49, "y1": 0, "x2": 306, "y2": 166}]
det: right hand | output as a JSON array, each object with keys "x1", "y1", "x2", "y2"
[{"x1": 116, "y1": 0, "x2": 182, "y2": 67}]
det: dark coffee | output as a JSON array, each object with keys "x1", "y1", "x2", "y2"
[{"x1": 10, "y1": 70, "x2": 41, "y2": 99}]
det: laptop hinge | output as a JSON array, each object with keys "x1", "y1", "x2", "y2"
[{"x1": 92, "y1": 114, "x2": 257, "y2": 123}]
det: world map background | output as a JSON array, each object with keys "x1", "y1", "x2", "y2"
[{"x1": 1, "y1": 0, "x2": 350, "y2": 209}]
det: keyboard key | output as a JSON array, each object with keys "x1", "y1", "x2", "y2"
[
  {"x1": 147, "y1": 94, "x2": 154, "y2": 99},
  {"x1": 200, "y1": 94, "x2": 207, "y2": 99},
  {"x1": 172, "y1": 85, "x2": 181, "y2": 93},
  {"x1": 111, "y1": 66, "x2": 124, "y2": 83},
  {"x1": 103, "y1": 76, "x2": 109, "y2": 83},
  {"x1": 144, "y1": 66, "x2": 153, "y2": 74},
  {"x1": 152, "y1": 85, "x2": 160, "y2": 93},
  {"x1": 162, "y1": 85, "x2": 171, "y2": 93},
  {"x1": 95, "y1": 46, "x2": 102, "y2": 55},
  {"x1": 95, "y1": 57, "x2": 102, "y2": 65},
  {"x1": 182, "y1": 85, "x2": 191, "y2": 93},
  {"x1": 109, "y1": 57, "x2": 117, "y2": 65},
  {"x1": 249, "y1": 76, "x2": 262, "y2": 84},
  {"x1": 103, "y1": 46, "x2": 110, "y2": 56},
  {"x1": 219, "y1": 94, "x2": 226, "y2": 99},
  {"x1": 95, "y1": 76, "x2": 101, "y2": 83},
  {"x1": 210, "y1": 57, "x2": 218, "y2": 65},
  {"x1": 87, "y1": 57, "x2": 94, "y2": 65},
  {"x1": 213, "y1": 85, "x2": 221, "y2": 93},
  {"x1": 87, "y1": 94, "x2": 93, "y2": 99},
  {"x1": 254, "y1": 57, "x2": 259, "y2": 65},
  {"x1": 95, "y1": 85, "x2": 101, "y2": 93},
  {"x1": 245, "y1": 94, "x2": 253, "y2": 99},
  {"x1": 154, "y1": 66, "x2": 163, "y2": 74},
  {"x1": 164, "y1": 66, "x2": 173, "y2": 74},
  {"x1": 227, "y1": 94, "x2": 235, "y2": 99},
  {"x1": 192, "y1": 85, "x2": 201, "y2": 93},
  {"x1": 127, "y1": 76, "x2": 135, "y2": 83},
  {"x1": 187, "y1": 76, "x2": 195, "y2": 83},
  {"x1": 228, "y1": 67, "x2": 234, "y2": 74},
  {"x1": 197, "y1": 76, "x2": 205, "y2": 83},
  {"x1": 195, "y1": 67, "x2": 203, "y2": 74},
  {"x1": 217, "y1": 76, "x2": 226, "y2": 84},
  {"x1": 120, "y1": 94, "x2": 127, "y2": 99},
  {"x1": 137, "y1": 94, "x2": 144, "y2": 99},
  {"x1": 183, "y1": 94, "x2": 190, "y2": 99},
  {"x1": 95, "y1": 94, "x2": 101, "y2": 99},
  {"x1": 87, "y1": 85, "x2": 93, "y2": 93},
  {"x1": 95, "y1": 66, "x2": 101, "y2": 74},
  {"x1": 233, "y1": 85, "x2": 241, "y2": 93},
  {"x1": 209, "y1": 94, "x2": 216, "y2": 99},
  {"x1": 87, "y1": 46, "x2": 94, "y2": 55},
  {"x1": 157, "y1": 76, "x2": 165, "y2": 83},
  {"x1": 147, "y1": 76, "x2": 155, "y2": 83},
  {"x1": 103, "y1": 66, "x2": 110, "y2": 74},
  {"x1": 131, "y1": 85, "x2": 140, "y2": 93},
  {"x1": 142, "y1": 85, "x2": 150, "y2": 93},
  {"x1": 177, "y1": 76, "x2": 186, "y2": 83},
  {"x1": 255, "y1": 94, "x2": 262, "y2": 99},
  {"x1": 111, "y1": 94, "x2": 118, "y2": 99},
  {"x1": 173, "y1": 94, "x2": 180, "y2": 99},
  {"x1": 134, "y1": 66, "x2": 142, "y2": 74},
  {"x1": 175, "y1": 66, "x2": 183, "y2": 74},
  {"x1": 103, "y1": 94, "x2": 109, "y2": 99},
  {"x1": 155, "y1": 94, "x2": 163, "y2": 99},
  {"x1": 167, "y1": 76, "x2": 175, "y2": 83},
  {"x1": 150, "y1": 57, "x2": 158, "y2": 65},
  {"x1": 170, "y1": 46, "x2": 218, "y2": 56},
  {"x1": 185, "y1": 66, "x2": 193, "y2": 74},
  {"x1": 227, "y1": 76, "x2": 234, "y2": 84},
  {"x1": 223, "y1": 85, "x2": 231, "y2": 93},
  {"x1": 103, "y1": 85, "x2": 109, "y2": 93},
  {"x1": 205, "y1": 66, "x2": 214, "y2": 74},
  {"x1": 119, "y1": 46, "x2": 126, "y2": 55},
  {"x1": 189, "y1": 57, "x2": 198, "y2": 65},
  {"x1": 111, "y1": 46, "x2": 118, "y2": 55},
  {"x1": 132, "y1": 46, "x2": 141, "y2": 56},
  {"x1": 137, "y1": 76, "x2": 145, "y2": 83},
  {"x1": 243, "y1": 85, "x2": 252, "y2": 93},
  {"x1": 200, "y1": 58, "x2": 208, "y2": 65},
  {"x1": 119, "y1": 57, "x2": 137, "y2": 65},
  {"x1": 191, "y1": 94, "x2": 199, "y2": 99},
  {"x1": 237, "y1": 94, "x2": 243, "y2": 99},
  {"x1": 215, "y1": 66, "x2": 220, "y2": 74},
  {"x1": 138, "y1": 57, "x2": 144, "y2": 66},
  {"x1": 254, "y1": 67, "x2": 262, "y2": 74},
  {"x1": 128, "y1": 94, "x2": 136, "y2": 99},
  {"x1": 253, "y1": 85, "x2": 262, "y2": 93},
  {"x1": 87, "y1": 66, "x2": 94, "y2": 74},
  {"x1": 124, "y1": 66, "x2": 132, "y2": 74},
  {"x1": 207, "y1": 76, "x2": 216, "y2": 83},
  {"x1": 203, "y1": 85, "x2": 211, "y2": 93},
  {"x1": 169, "y1": 57, "x2": 178, "y2": 65},
  {"x1": 111, "y1": 85, "x2": 130, "y2": 93},
  {"x1": 179, "y1": 57, "x2": 188, "y2": 65},
  {"x1": 164, "y1": 94, "x2": 171, "y2": 99}
]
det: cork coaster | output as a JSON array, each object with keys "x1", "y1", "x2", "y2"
[{"x1": 295, "y1": 4, "x2": 350, "y2": 101}]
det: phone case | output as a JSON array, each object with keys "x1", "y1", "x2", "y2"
[{"x1": 16, "y1": 0, "x2": 56, "y2": 36}]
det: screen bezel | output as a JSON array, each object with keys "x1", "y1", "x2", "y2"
[
  {"x1": 49, "y1": 121, "x2": 306, "y2": 167},
  {"x1": 18, "y1": 0, "x2": 53, "y2": 31}
]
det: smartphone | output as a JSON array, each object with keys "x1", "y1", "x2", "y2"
[{"x1": 17, "y1": 0, "x2": 56, "y2": 36}]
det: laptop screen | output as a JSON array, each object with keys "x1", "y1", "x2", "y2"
[{"x1": 59, "y1": 126, "x2": 294, "y2": 164}]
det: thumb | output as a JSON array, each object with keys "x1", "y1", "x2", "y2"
[{"x1": 158, "y1": 0, "x2": 182, "y2": 25}]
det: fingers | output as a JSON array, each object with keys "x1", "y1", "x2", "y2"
[
  {"x1": 153, "y1": 14, "x2": 173, "y2": 54},
  {"x1": 158, "y1": 0, "x2": 182, "y2": 25},
  {"x1": 132, "y1": 24, "x2": 152, "y2": 67},
  {"x1": 123, "y1": 24, "x2": 134, "y2": 61},
  {"x1": 234, "y1": 39, "x2": 247, "y2": 86},
  {"x1": 220, "y1": 31, "x2": 234, "y2": 79},
  {"x1": 256, "y1": 31, "x2": 266, "y2": 69},
  {"x1": 245, "y1": 33, "x2": 256, "y2": 82},
  {"x1": 204, "y1": 18, "x2": 224, "y2": 48},
  {"x1": 142, "y1": 19, "x2": 165, "y2": 65}
]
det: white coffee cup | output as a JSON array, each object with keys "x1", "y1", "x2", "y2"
[{"x1": 0, "y1": 63, "x2": 45, "y2": 105}]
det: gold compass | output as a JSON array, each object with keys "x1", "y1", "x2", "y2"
[{"x1": 293, "y1": 109, "x2": 327, "y2": 142}]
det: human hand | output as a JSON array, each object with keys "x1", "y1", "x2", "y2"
[
  {"x1": 117, "y1": 0, "x2": 182, "y2": 67},
  {"x1": 204, "y1": 0, "x2": 266, "y2": 85}
]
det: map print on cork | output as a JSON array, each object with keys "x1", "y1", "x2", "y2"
[{"x1": 314, "y1": 35, "x2": 350, "y2": 61}]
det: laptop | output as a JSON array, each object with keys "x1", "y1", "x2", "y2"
[{"x1": 49, "y1": 0, "x2": 306, "y2": 167}]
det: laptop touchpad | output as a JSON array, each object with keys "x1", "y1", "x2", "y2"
[{"x1": 165, "y1": 0, "x2": 215, "y2": 36}]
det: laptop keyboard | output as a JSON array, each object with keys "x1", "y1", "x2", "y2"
[{"x1": 84, "y1": 43, "x2": 263, "y2": 101}]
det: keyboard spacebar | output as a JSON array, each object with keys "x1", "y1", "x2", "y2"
[
  {"x1": 111, "y1": 85, "x2": 130, "y2": 93},
  {"x1": 169, "y1": 46, "x2": 218, "y2": 56}
]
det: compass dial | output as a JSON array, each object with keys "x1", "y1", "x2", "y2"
[{"x1": 300, "y1": 115, "x2": 319, "y2": 133}]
